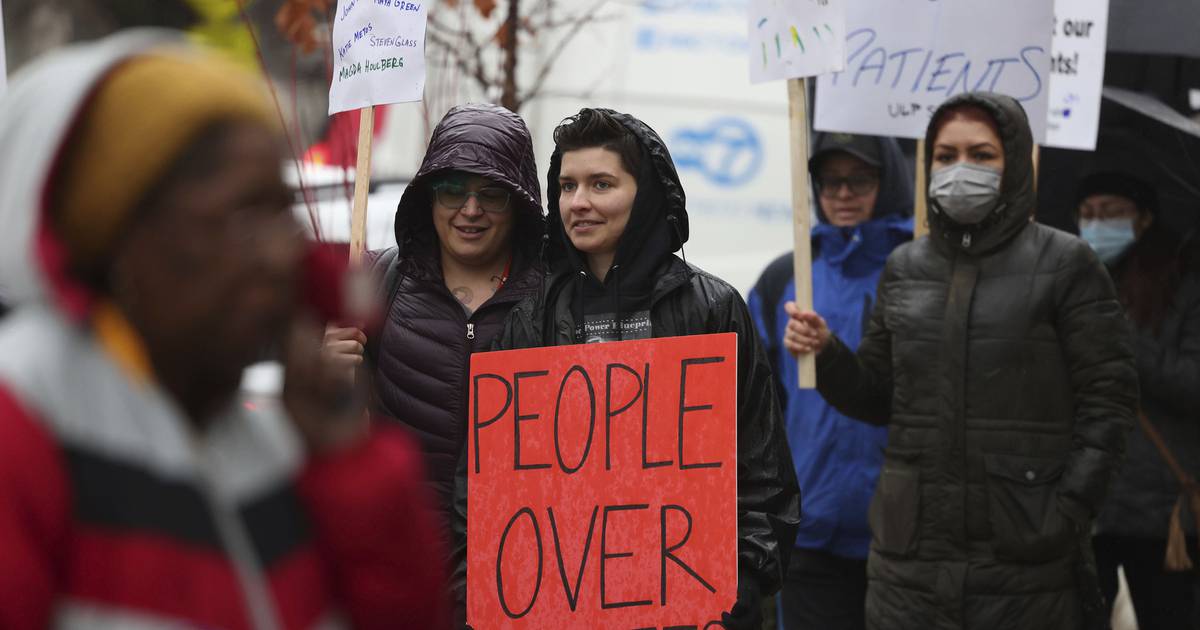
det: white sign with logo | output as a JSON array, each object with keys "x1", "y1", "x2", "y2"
[
  {"x1": 1045, "y1": 0, "x2": 1110, "y2": 151},
  {"x1": 748, "y1": 0, "x2": 846, "y2": 83},
  {"x1": 328, "y1": 0, "x2": 428, "y2": 115},
  {"x1": 814, "y1": 0, "x2": 1054, "y2": 142}
]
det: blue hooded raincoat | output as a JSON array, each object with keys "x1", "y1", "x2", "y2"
[{"x1": 748, "y1": 134, "x2": 913, "y2": 559}]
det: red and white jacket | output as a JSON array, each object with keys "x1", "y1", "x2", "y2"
[{"x1": 0, "y1": 31, "x2": 450, "y2": 630}]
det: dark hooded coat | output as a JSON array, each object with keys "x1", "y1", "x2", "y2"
[
  {"x1": 448, "y1": 110, "x2": 801, "y2": 610},
  {"x1": 369, "y1": 103, "x2": 545, "y2": 520},
  {"x1": 1096, "y1": 234, "x2": 1200, "y2": 539},
  {"x1": 813, "y1": 93, "x2": 1138, "y2": 629}
]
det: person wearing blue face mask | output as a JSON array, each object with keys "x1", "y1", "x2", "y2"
[
  {"x1": 1075, "y1": 172, "x2": 1200, "y2": 630},
  {"x1": 782, "y1": 93, "x2": 1139, "y2": 630},
  {"x1": 1076, "y1": 172, "x2": 1156, "y2": 265}
]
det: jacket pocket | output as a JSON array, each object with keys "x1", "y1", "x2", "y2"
[
  {"x1": 983, "y1": 453, "x2": 1073, "y2": 563},
  {"x1": 868, "y1": 449, "x2": 921, "y2": 557}
]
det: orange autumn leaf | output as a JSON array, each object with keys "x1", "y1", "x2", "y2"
[
  {"x1": 474, "y1": 0, "x2": 498, "y2": 19},
  {"x1": 275, "y1": 0, "x2": 331, "y2": 54},
  {"x1": 493, "y1": 20, "x2": 513, "y2": 48}
]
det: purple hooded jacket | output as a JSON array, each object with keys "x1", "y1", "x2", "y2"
[{"x1": 368, "y1": 104, "x2": 545, "y2": 521}]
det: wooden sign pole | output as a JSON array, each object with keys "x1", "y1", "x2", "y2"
[
  {"x1": 1032, "y1": 144, "x2": 1040, "y2": 194},
  {"x1": 913, "y1": 139, "x2": 929, "y2": 239},
  {"x1": 787, "y1": 78, "x2": 817, "y2": 389},
  {"x1": 349, "y1": 105, "x2": 375, "y2": 266}
]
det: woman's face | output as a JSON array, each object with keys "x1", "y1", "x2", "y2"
[
  {"x1": 1078, "y1": 194, "x2": 1153, "y2": 239},
  {"x1": 431, "y1": 173, "x2": 515, "y2": 269},
  {"x1": 557, "y1": 147, "x2": 638, "y2": 258},
  {"x1": 931, "y1": 108, "x2": 1005, "y2": 175},
  {"x1": 815, "y1": 152, "x2": 880, "y2": 227}
]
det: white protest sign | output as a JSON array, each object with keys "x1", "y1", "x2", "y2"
[
  {"x1": 1045, "y1": 0, "x2": 1109, "y2": 150},
  {"x1": 814, "y1": 0, "x2": 1053, "y2": 142},
  {"x1": 748, "y1": 0, "x2": 846, "y2": 83},
  {"x1": 329, "y1": 0, "x2": 427, "y2": 115}
]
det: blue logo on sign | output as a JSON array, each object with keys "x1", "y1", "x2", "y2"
[{"x1": 671, "y1": 118, "x2": 763, "y2": 188}]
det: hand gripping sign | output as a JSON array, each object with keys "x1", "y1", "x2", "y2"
[{"x1": 467, "y1": 334, "x2": 738, "y2": 629}]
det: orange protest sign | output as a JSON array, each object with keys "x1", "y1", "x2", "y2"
[{"x1": 467, "y1": 333, "x2": 739, "y2": 629}]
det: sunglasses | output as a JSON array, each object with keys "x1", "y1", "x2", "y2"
[
  {"x1": 431, "y1": 182, "x2": 511, "y2": 214},
  {"x1": 816, "y1": 174, "x2": 879, "y2": 198}
]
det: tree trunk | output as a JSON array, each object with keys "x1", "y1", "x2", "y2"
[{"x1": 500, "y1": 0, "x2": 519, "y2": 111}]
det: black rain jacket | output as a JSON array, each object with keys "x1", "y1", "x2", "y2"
[
  {"x1": 448, "y1": 110, "x2": 801, "y2": 616},
  {"x1": 814, "y1": 92, "x2": 1138, "y2": 630}
]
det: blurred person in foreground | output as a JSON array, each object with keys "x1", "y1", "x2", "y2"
[
  {"x1": 322, "y1": 103, "x2": 545, "y2": 528},
  {"x1": 748, "y1": 132, "x2": 912, "y2": 630},
  {"x1": 1076, "y1": 172, "x2": 1200, "y2": 630},
  {"x1": 0, "y1": 31, "x2": 449, "y2": 629},
  {"x1": 784, "y1": 92, "x2": 1138, "y2": 629},
  {"x1": 457, "y1": 107, "x2": 801, "y2": 629}
]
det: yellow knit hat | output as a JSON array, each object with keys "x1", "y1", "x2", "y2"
[{"x1": 53, "y1": 48, "x2": 280, "y2": 268}]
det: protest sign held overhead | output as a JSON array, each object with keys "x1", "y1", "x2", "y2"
[
  {"x1": 814, "y1": 0, "x2": 1053, "y2": 142},
  {"x1": 1045, "y1": 0, "x2": 1110, "y2": 150},
  {"x1": 328, "y1": 0, "x2": 428, "y2": 115},
  {"x1": 746, "y1": 0, "x2": 847, "y2": 389},
  {"x1": 467, "y1": 334, "x2": 739, "y2": 628},
  {"x1": 329, "y1": 0, "x2": 428, "y2": 263},
  {"x1": 748, "y1": 0, "x2": 846, "y2": 84}
]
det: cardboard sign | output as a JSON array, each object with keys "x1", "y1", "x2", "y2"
[
  {"x1": 1045, "y1": 0, "x2": 1110, "y2": 151},
  {"x1": 328, "y1": 0, "x2": 427, "y2": 115},
  {"x1": 748, "y1": 0, "x2": 846, "y2": 84},
  {"x1": 467, "y1": 334, "x2": 739, "y2": 629},
  {"x1": 813, "y1": 0, "x2": 1053, "y2": 142}
]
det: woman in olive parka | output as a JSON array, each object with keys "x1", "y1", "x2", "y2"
[{"x1": 785, "y1": 92, "x2": 1139, "y2": 629}]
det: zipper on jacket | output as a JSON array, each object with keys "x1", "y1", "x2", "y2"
[
  {"x1": 961, "y1": 232, "x2": 972, "y2": 248},
  {"x1": 466, "y1": 323, "x2": 475, "y2": 340}
]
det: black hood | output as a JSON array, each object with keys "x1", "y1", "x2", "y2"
[
  {"x1": 394, "y1": 103, "x2": 544, "y2": 258},
  {"x1": 546, "y1": 109, "x2": 689, "y2": 260},
  {"x1": 544, "y1": 109, "x2": 689, "y2": 342},
  {"x1": 924, "y1": 92, "x2": 1036, "y2": 255},
  {"x1": 810, "y1": 132, "x2": 913, "y2": 224}
]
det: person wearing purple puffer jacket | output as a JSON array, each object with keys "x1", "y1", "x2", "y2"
[{"x1": 323, "y1": 103, "x2": 546, "y2": 532}]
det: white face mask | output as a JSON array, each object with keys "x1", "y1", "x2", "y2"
[
  {"x1": 1079, "y1": 217, "x2": 1136, "y2": 264},
  {"x1": 929, "y1": 162, "x2": 1003, "y2": 225}
]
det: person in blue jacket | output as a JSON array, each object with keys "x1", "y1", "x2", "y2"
[{"x1": 748, "y1": 132, "x2": 912, "y2": 630}]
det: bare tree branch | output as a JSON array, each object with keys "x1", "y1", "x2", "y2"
[
  {"x1": 517, "y1": 0, "x2": 612, "y2": 109},
  {"x1": 426, "y1": 0, "x2": 619, "y2": 112},
  {"x1": 426, "y1": 11, "x2": 495, "y2": 95},
  {"x1": 425, "y1": 28, "x2": 489, "y2": 93}
]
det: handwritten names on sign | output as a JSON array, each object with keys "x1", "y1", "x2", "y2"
[{"x1": 328, "y1": 0, "x2": 427, "y2": 114}]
